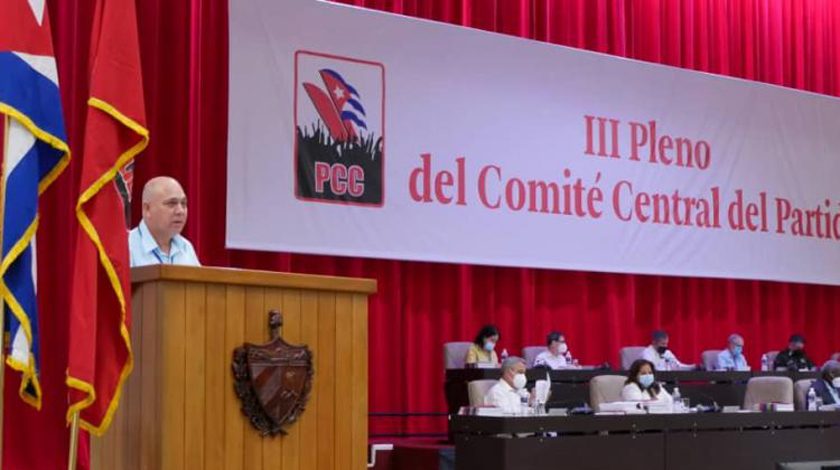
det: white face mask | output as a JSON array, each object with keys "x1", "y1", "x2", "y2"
[
  {"x1": 832, "y1": 377, "x2": 840, "y2": 389},
  {"x1": 557, "y1": 343, "x2": 569, "y2": 355},
  {"x1": 484, "y1": 341, "x2": 496, "y2": 352},
  {"x1": 512, "y1": 373, "x2": 527, "y2": 390}
]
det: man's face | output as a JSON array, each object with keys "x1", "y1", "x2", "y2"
[
  {"x1": 504, "y1": 362, "x2": 526, "y2": 384},
  {"x1": 729, "y1": 338, "x2": 744, "y2": 353},
  {"x1": 549, "y1": 338, "x2": 566, "y2": 355},
  {"x1": 143, "y1": 180, "x2": 187, "y2": 239},
  {"x1": 789, "y1": 341, "x2": 804, "y2": 352},
  {"x1": 654, "y1": 337, "x2": 669, "y2": 350}
]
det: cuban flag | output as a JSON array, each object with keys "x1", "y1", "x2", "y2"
[
  {"x1": 303, "y1": 69, "x2": 367, "y2": 142},
  {"x1": 0, "y1": 0, "x2": 70, "y2": 409}
]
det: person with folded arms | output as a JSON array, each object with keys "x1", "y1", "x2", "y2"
[
  {"x1": 773, "y1": 334, "x2": 815, "y2": 371},
  {"x1": 715, "y1": 333, "x2": 750, "y2": 371},
  {"x1": 811, "y1": 360, "x2": 840, "y2": 406},
  {"x1": 621, "y1": 359, "x2": 673, "y2": 402},
  {"x1": 534, "y1": 331, "x2": 573, "y2": 369},
  {"x1": 641, "y1": 330, "x2": 695, "y2": 371},
  {"x1": 465, "y1": 324, "x2": 500, "y2": 366},
  {"x1": 484, "y1": 357, "x2": 533, "y2": 413}
]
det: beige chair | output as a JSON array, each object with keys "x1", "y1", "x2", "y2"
[
  {"x1": 589, "y1": 375, "x2": 627, "y2": 412},
  {"x1": 793, "y1": 379, "x2": 816, "y2": 411},
  {"x1": 443, "y1": 342, "x2": 473, "y2": 369},
  {"x1": 468, "y1": 379, "x2": 498, "y2": 406},
  {"x1": 619, "y1": 346, "x2": 646, "y2": 370},
  {"x1": 701, "y1": 350, "x2": 723, "y2": 370},
  {"x1": 522, "y1": 346, "x2": 547, "y2": 367},
  {"x1": 743, "y1": 376, "x2": 793, "y2": 410},
  {"x1": 763, "y1": 350, "x2": 780, "y2": 369}
]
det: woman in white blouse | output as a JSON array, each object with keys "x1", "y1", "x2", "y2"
[{"x1": 621, "y1": 359, "x2": 673, "y2": 402}]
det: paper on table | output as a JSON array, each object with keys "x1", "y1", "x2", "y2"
[{"x1": 535, "y1": 380, "x2": 551, "y2": 403}]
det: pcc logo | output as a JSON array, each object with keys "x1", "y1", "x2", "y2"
[{"x1": 294, "y1": 51, "x2": 385, "y2": 206}]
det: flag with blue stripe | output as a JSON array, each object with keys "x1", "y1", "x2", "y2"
[{"x1": 0, "y1": 1, "x2": 70, "y2": 409}]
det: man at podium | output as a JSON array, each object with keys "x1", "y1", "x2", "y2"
[{"x1": 129, "y1": 176, "x2": 201, "y2": 267}]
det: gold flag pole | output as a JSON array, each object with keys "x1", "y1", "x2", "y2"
[
  {"x1": 0, "y1": 113, "x2": 10, "y2": 470},
  {"x1": 67, "y1": 411, "x2": 80, "y2": 470}
]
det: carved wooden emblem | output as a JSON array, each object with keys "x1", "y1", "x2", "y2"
[{"x1": 232, "y1": 310, "x2": 314, "y2": 436}]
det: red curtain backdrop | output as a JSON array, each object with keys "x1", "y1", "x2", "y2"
[{"x1": 5, "y1": 0, "x2": 840, "y2": 468}]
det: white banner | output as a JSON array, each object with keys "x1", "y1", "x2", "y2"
[{"x1": 228, "y1": 0, "x2": 840, "y2": 285}]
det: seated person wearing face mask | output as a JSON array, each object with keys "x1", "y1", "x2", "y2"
[
  {"x1": 484, "y1": 357, "x2": 534, "y2": 413},
  {"x1": 534, "y1": 331, "x2": 573, "y2": 369},
  {"x1": 641, "y1": 330, "x2": 695, "y2": 371},
  {"x1": 715, "y1": 333, "x2": 749, "y2": 371},
  {"x1": 621, "y1": 359, "x2": 673, "y2": 402},
  {"x1": 774, "y1": 333, "x2": 815, "y2": 371},
  {"x1": 811, "y1": 360, "x2": 840, "y2": 406},
  {"x1": 465, "y1": 325, "x2": 500, "y2": 366}
]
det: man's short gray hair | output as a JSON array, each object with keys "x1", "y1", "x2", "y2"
[
  {"x1": 821, "y1": 360, "x2": 840, "y2": 373},
  {"x1": 728, "y1": 334, "x2": 743, "y2": 344},
  {"x1": 501, "y1": 356, "x2": 526, "y2": 372}
]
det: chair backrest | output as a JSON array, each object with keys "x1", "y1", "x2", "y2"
[
  {"x1": 701, "y1": 350, "x2": 723, "y2": 370},
  {"x1": 764, "y1": 350, "x2": 780, "y2": 369},
  {"x1": 619, "y1": 346, "x2": 646, "y2": 370},
  {"x1": 468, "y1": 379, "x2": 498, "y2": 407},
  {"x1": 522, "y1": 346, "x2": 548, "y2": 367},
  {"x1": 793, "y1": 379, "x2": 816, "y2": 411},
  {"x1": 589, "y1": 375, "x2": 627, "y2": 412},
  {"x1": 743, "y1": 376, "x2": 793, "y2": 410},
  {"x1": 443, "y1": 342, "x2": 473, "y2": 370}
]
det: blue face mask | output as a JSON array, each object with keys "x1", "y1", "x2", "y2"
[
  {"x1": 638, "y1": 373, "x2": 654, "y2": 388},
  {"x1": 483, "y1": 341, "x2": 496, "y2": 352},
  {"x1": 732, "y1": 345, "x2": 743, "y2": 356}
]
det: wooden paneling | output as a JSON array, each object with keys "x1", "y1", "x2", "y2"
[
  {"x1": 281, "y1": 289, "x2": 303, "y2": 470},
  {"x1": 91, "y1": 267, "x2": 374, "y2": 470},
  {"x1": 184, "y1": 283, "x2": 206, "y2": 470},
  {"x1": 223, "y1": 285, "x2": 245, "y2": 470},
  {"x1": 243, "y1": 287, "x2": 265, "y2": 470},
  {"x1": 263, "y1": 288, "x2": 284, "y2": 470},
  {"x1": 299, "y1": 290, "x2": 320, "y2": 470},
  {"x1": 317, "y1": 292, "x2": 337, "y2": 470},
  {"x1": 160, "y1": 281, "x2": 186, "y2": 470},
  {"x1": 140, "y1": 281, "x2": 161, "y2": 470},
  {"x1": 351, "y1": 293, "x2": 369, "y2": 470},
  {"x1": 204, "y1": 284, "x2": 226, "y2": 470},
  {"x1": 334, "y1": 294, "x2": 353, "y2": 469}
]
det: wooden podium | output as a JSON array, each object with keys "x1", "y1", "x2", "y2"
[{"x1": 91, "y1": 265, "x2": 377, "y2": 470}]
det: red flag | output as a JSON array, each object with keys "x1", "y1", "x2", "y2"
[{"x1": 66, "y1": 0, "x2": 148, "y2": 434}]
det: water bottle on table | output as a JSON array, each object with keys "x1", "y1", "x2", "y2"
[
  {"x1": 807, "y1": 388, "x2": 817, "y2": 411},
  {"x1": 672, "y1": 387, "x2": 682, "y2": 412}
]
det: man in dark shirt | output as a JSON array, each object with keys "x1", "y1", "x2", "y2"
[{"x1": 773, "y1": 334, "x2": 815, "y2": 371}]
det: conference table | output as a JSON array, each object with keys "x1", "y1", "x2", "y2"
[
  {"x1": 444, "y1": 368, "x2": 821, "y2": 412},
  {"x1": 450, "y1": 411, "x2": 840, "y2": 470}
]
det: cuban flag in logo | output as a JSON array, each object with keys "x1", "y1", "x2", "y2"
[
  {"x1": 303, "y1": 69, "x2": 367, "y2": 142},
  {"x1": 0, "y1": 0, "x2": 70, "y2": 409}
]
